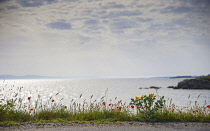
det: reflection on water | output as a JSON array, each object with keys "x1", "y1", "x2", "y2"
[{"x1": 0, "y1": 78, "x2": 209, "y2": 107}]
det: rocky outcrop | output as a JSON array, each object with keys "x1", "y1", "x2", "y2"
[
  {"x1": 167, "y1": 76, "x2": 210, "y2": 89},
  {"x1": 149, "y1": 86, "x2": 161, "y2": 89},
  {"x1": 139, "y1": 86, "x2": 161, "y2": 89}
]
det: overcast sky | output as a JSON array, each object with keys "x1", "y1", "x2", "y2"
[{"x1": 0, "y1": 0, "x2": 210, "y2": 78}]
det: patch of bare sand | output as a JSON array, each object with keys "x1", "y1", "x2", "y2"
[{"x1": 1, "y1": 122, "x2": 210, "y2": 131}]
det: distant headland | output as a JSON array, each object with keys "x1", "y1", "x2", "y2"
[
  {"x1": 0, "y1": 74, "x2": 209, "y2": 80},
  {"x1": 0, "y1": 75, "x2": 65, "y2": 79},
  {"x1": 168, "y1": 74, "x2": 210, "y2": 89}
]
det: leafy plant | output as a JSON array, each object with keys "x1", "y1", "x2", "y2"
[{"x1": 130, "y1": 94, "x2": 166, "y2": 122}]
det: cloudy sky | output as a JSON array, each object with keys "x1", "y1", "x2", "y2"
[{"x1": 0, "y1": 0, "x2": 210, "y2": 78}]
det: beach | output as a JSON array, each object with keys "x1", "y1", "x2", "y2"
[{"x1": 1, "y1": 122, "x2": 210, "y2": 131}]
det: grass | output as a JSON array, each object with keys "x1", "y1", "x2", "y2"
[
  {"x1": 198, "y1": 76, "x2": 210, "y2": 81},
  {"x1": 152, "y1": 107, "x2": 210, "y2": 122},
  {"x1": 0, "y1": 81, "x2": 210, "y2": 125}
]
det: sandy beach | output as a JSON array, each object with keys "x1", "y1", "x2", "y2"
[{"x1": 1, "y1": 122, "x2": 210, "y2": 131}]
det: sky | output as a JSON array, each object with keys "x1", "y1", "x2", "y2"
[{"x1": 0, "y1": 0, "x2": 210, "y2": 78}]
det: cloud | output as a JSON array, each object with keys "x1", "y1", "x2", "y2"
[
  {"x1": 47, "y1": 21, "x2": 72, "y2": 30},
  {"x1": 161, "y1": 6, "x2": 193, "y2": 14},
  {"x1": 161, "y1": 1, "x2": 210, "y2": 14},
  {"x1": 79, "y1": 36, "x2": 92, "y2": 44},
  {"x1": 82, "y1": 19, "x2": 103, "y2": 34},
  {"x1": 1, "y1": 0, "x2": 210, "y2": 77},
  {"x1": 16, "y1": 0, "x2": 57, "y2": 7},
  {"x1": 184, "y1": 0, "x2": 210, "y2": 6},
  {"x1": 101, "y1": 10, "x2": 143, "y2": 19},
  {"x1": 0, "y1": 8, "x2": 4, "y2": 11},
  {"x1": 110, "y1": 19, "x2": 138, "y2": 30},
  {"x1": 7, "y1": 5, "x2": 18, "y2": 9},
  {"x1": 135, "y1": 17, "x2": 153, "y2": 23},
  {"x1": 136, "y1": 3, "x2": 154, "y2": 8},
  {"x1": 0, "y1": 0, "x2": 11, "y2": 4},
  {"x1": 100, "y1": 2, "x2": 125, "y2": 9},
  {"x1": 84, "y1": 19, "x2": 99, "y2": 25}
]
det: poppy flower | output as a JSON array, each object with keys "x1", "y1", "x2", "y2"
[
  {"x1": 172, "y1": 109, "x2": 174, "y2": 112},
  {"x1": 30, "y1": 108, "x2": 34, "y2": 111},
  {"x1": 108, "y1": 104, "x2": 112, "y2": 106},
  {"x1": 111, "y1": 109, "x2": 115, "y2": 111},
  {"x1": 131, "y1": 105, "x2": 135, "y2": 108},
  {"x1": 118, "y1": 106, "x2": 123, "y2": 111},
  {"x1": 28, "y1": 97, "x2": 31, "y2": 100},
  {"x1": 52, "y1": 100, "x2": 55, "y2": 102},
  {"x1": 116, "y1": 106, "x2": 123, "y2": 111},
  {"x1": 64, "y1": 106, "x2": 67, "y2": 108},
  {"x1": 102, "y1": 102, "x2": 106, "y2": 106},
  {"x1": 207, "y1": 105, "x2": 210, "y2": 108}
]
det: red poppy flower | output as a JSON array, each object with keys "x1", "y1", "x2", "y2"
[
  {"x1": 207, "y1": 105, "x2": 210, "y2": 108},
  {"x1": 64, "y1": 106, "x2": 67, "y2": 108},
  {"x1": 131, "y1": 105, "x2": 135, "y2": 108},
  {"x1": 172, "y1": 109, "x2": 174, "y2": 112},
  {"x1": 30, "y1": 108, "x2": 34, "y2": 111},
  {"x1": 52, "y1": 100, "x2": 55, "y2": 102},
  {"x1": 28, "y1": 97, "x2": 31, "y2": 100},
  {"x1": 118, "y1": 106, "x2": 123, "y2": 111},
  {"x1": 111, "y1": 109, "x2": 115, "y2": 111},
  {"x1": 109, "y1": 104, "x2": 112, "y2": 106},
  {"x1": 102, "y1": 102, "x2": 106, "y2": 106}
]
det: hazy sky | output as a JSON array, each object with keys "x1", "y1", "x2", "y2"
[{"x1": 0, "y1": 0, "x2": 210, "y2": 78}]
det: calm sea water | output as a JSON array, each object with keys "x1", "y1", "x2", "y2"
[{"x1": 1, "y1": 78, "x2": 209, "y2": 107}]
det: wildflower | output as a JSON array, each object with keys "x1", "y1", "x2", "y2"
[
  {"x1": 30, "y1": 108, "x2": 34, "y2": 111},
  {"x1": 64, "y1": 106, "x2": 67, "y2": 108},
  {"x1": 117, "y1": 106, "x2": 123, "y2": 111},
  {"x1": 111, "y1": 109, "x2": 115, "y2": 111},
  {"x1": 52, "y1": 100, "x2": 55, "y2": 102},
  {"x1": 193, "y1": 110, "x2": 198, "y2": 113},
  {"x1": 141, "y1": 95, "x2": 145, "y2": 99},
  {"x1": 149, "y1": 93, "x2": 155, "y2": 97},
  {"x1": 207, "y1": 105, "x2": 210, "y2": 108},
  {"x1": 135, "y1": 96, "x2": 141, "y2": 99},
  {"x1": 102, "y1": 102, "x2": 106, "y2": 106},
  {"x1": 108, "y1": 104, "x2": 112, "y2": 106},
  {"x1": 172, "y1": 109, "x2": 174, "y2": 112},
  {"x1": 131, "y1": 105, "x2": 135, "y2": 108},
  {"x1": 28, "y1": 97, "x2": 31, "y2": 100}
]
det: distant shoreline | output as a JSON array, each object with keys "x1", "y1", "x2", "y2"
[{"x1": 0, "y1": 75, "x2": 204, "y2": 80}]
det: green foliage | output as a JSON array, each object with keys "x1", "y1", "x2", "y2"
[
  {"x1": 130, "y1": 94, "x2": 166, "y2": 122},
  {"x1": 0, "y1": 83, "x2": 209, "y2": 124},
  {"x1": 0, "y1": 121, "x2": 19, "y2": 126},
  {"x1": 154, "y1": 108, "x2": 210, "y2": 122},
  {"x1": 0, "y1": 98, "x2": 31, "y2": 122}
]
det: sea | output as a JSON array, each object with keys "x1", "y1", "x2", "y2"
[{"x1": 0, "y1": 78, "x2": 209, "y2": 107}]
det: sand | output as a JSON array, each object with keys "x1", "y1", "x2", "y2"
[{"x1": 1, "y1": 122, "x2": 210, "y2": 131}]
